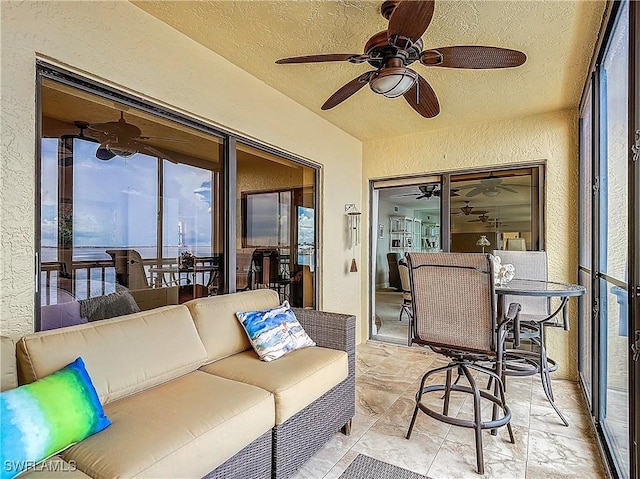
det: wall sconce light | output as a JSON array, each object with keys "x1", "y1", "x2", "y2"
[
  {"x1": 345, "y1": 204, "x2": 361, "y2": 272},
  {"x1": 476, "y1": 235, "x2": 491, "y2": 253}
]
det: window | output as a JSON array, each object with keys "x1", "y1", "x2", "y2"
[
  {"x1": 242, "y1": 190, "x2": 293, "y2": 248},
  {"x1": 450, "y1": 168, "x2": 541, "y2": 253},
  {"x1": 36, "y1": 67, "x2": 318, "y2": 330}
]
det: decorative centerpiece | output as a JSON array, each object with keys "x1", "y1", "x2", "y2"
[
  {"x1": 179, "y1": 250, "x2": 195, "y2": 270},
  {"x1": 491, "y1": 255, "x2": 515, "y2": 285}
]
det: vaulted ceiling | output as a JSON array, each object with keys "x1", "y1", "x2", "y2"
[{"x1": 132, "y1": 0, "x2": 605, "y2": 141}]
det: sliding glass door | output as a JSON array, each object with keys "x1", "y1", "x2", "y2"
[
  {"x1": 578, "y1": 2, "x2": 638, "y2": 477},
  {"x1": 368, "y1": 165, "x2": 545, "y2": 345}
]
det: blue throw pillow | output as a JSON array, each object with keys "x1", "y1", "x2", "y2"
[
  {"x1": 236, "y1": 301, "x2": 315, "y2": 361},
  {"x1": 0, "y1": 357, "x2": 111, "y2": 479}
]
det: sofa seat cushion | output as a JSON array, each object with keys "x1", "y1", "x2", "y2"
[
  {"x1": 201, "y1": 347, "x2": 347, "y2": 425},
  {"x1": 61, "y1": 371, "x2": 274, "y2": 479}
]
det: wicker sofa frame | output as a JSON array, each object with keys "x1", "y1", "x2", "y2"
[
  {"x1": 273, "y1": 309, "x2": 356, "y2": 479},
  {"x1": 203, "y1": 430, "x2": 272, "y2": 479},
  {"x1": 206, "y1": 308, "x2": 356, "y2": 479}
]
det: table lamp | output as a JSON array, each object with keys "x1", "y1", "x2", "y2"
[{"x1": 476, "y1": 235, "x2": 491, "y2": 253}]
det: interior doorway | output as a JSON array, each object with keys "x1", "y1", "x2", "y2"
[{"x1": 370, "y1": 176, "x2": 442, "y2": 345}]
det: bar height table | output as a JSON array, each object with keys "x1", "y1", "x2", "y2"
[{"x1": 495, "y1": 278, "x2": 586, "y2": 426}]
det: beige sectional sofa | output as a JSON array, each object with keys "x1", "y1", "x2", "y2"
[{"x1": 3, "y1": 289, "x2": 356, "y2": 479}]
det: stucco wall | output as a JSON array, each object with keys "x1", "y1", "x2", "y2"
[
  {"x1": 362, "y1": 110, "x2": 580, "y2": 379},
  {"x1": 0, "y1": 2, "x2": 363, "y2": 339}
]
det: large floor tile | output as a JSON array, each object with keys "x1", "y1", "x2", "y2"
[
  {"x1": 288, "y1": 339, "x2": 605, "y2": 479},
  {"x1": 526, "y1": 428, "x2": 606, "y2": 478},
  {"x1": 427, "y1": 437, "x2": 526, "y2": 479},
  {"x1": 351, "y1": 424, "x2": 441, "y2": 476}
]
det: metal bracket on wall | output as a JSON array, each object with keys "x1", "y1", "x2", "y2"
[{"x1": 632, "y1": 129, "x2": 639, "y2": 162}]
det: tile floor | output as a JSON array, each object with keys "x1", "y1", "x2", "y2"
[{"x1": 290, "y1": 340, "x2": 607, "y2": 479}]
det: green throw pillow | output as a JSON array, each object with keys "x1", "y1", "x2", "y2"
[
  {"x1": 0, "y1": 357, "x2": 111, "y2": 479},
  {"x1": 236, "y1": 300, "x2": 315, "y2": 362}
]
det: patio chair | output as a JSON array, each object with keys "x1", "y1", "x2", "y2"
[
  {"x1": 404, "y1": 252, "x2": 519, "y2": 474},
  {"x1": 251, "y1": 248, "x2": 291, "y2": 302},
  {"x1": 106, "y1": 249, "x2": 178, "y2": 310},
  {"x1": 387, "y1": 252, "x2": 402, "y2": 290},
  {"x1": 493, "y1": 250, "x2": 569, "y2": 425},
  {"x1": 398, "y1": 258, "x2": 413, "y2": 345}
]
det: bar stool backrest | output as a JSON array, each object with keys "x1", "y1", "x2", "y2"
[
  {"x1": 494, "y1": 250, "x2": 549, "y2": 316},
  {"x1": 406, "y1": 253, "x2": 496, "y2": 355}
]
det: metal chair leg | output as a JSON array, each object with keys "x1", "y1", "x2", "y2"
[
  {"x1": 407, "y1": 369, "x2": 431, "y2": 439},
  {"x1": 538, "y1": 329, "x2": 569, "y2": 426},
  {"x1": 461, "y1": 365, "x2": 485, "y2": 475},
  {"x1": 443, "y1": 368, "x2": 453, "y2": 416}
]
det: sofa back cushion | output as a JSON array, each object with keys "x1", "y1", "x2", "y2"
[
  {"x1": 1, "y1": 336, "x2": 17, "y2": 391},
  {"x1": 16, "y1": 305, "x2": 208, "y2": 405},
  {"x1": 185, "y1": 289, "x2": 280, "y2": 362}
]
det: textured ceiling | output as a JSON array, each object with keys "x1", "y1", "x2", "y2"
[{"x1": 132, "y1": 0, "x2": 605, "y2": 141}]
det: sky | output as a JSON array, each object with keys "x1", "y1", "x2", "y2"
[{"x1": 41, "y1": 138, "x2": 212, "y2": 259}]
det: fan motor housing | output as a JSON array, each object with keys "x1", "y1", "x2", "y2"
[
  {"x1": 380, "y1": 0, "x2": 401, "y2": 20},
  {"x1": 364, "y1": 30, "x2": 423, "y2": 69}
]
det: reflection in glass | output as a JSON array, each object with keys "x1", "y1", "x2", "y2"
[
  {"x1": 450, "y1": 170, "x2": 535, "y2": 253},
  {"x1": 236, "y1": 144, "x2": 316, "y2": 308},
  {"x1": 38, "y1": 78, "x2": 223, "y2": 329},
  {"x1": 371, "y1": 180, "x2": 442, "y2": 344}
]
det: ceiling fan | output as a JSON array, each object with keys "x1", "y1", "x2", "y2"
[
  {"x1": 275, "y1": 0, "x2": 526, "y2": 118},
  {"x1": 456, "y1": 201, "x2": 488, "y2": 216},
  {"x1": 415, "y1": 185, "x2": 440, "y2": 199},
  {"x1": 485, "y1": 218, "x2": 508, "y2": 230},
  {"x1": 467, "y1": 213, "x2": 491, "y2": 223},
  {"x1": 77, "y1": 113, "x2": 183, "y2": 162},
  {"x1": 458, "y1": 176, "x2": 520, "y2": 197},
  {"x1": 393, "y1": 184, "x2": 459, "y2": 200}
]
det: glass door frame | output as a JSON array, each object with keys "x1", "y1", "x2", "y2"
[{"x1": 630, "y1": 2, "x2": 639, "y2": 477}]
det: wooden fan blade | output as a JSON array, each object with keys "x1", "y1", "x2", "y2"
[
  {"x1": 276, "y1": 54, "x2": 362, "y2": 64},
  {"x1": 403, "y1": 73, "x2": 439, "y2": 118},
  {"x1": 466, "y1": 187, "x2": 485, "y2": 197},
  {"x1": 86, "y1": 123, "x2": 114, "y2": 136},
  {"x1": 388, "y1": 0, "x2": 435, "y2": 48},
  {"x1": 498, "y1": 185, "x2": 519, "y2": 194},
  {"x1": 420, "y1": 46, "x2": 527, "y2": 69},
  {"x1": 321, "y1": 72, "x2": 373, "y2": 110},
  {"x1": 137, "y1": 144, "x2": 178, "y2": 164}
]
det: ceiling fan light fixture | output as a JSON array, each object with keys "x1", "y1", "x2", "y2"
[
  {"x1": 484, "y1": 189, "x2": 501, "y2": 197},
  {"x1": 460, "y1": 201, "x2": 474, "y2": 216},
  {"x1": 104, "y1": 139, "x2": 138, "y2": 159},
  {"x1": 369, "y1": 67, "x2": 418, "y2": 98}
]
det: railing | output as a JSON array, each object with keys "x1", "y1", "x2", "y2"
[{"x1": 41, "y1": 256, "x2": 194, "y2": 304}]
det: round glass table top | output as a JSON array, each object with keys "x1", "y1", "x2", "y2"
[{"x1": 495, "y1": 278, "x2": 586, "y2": 297}]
